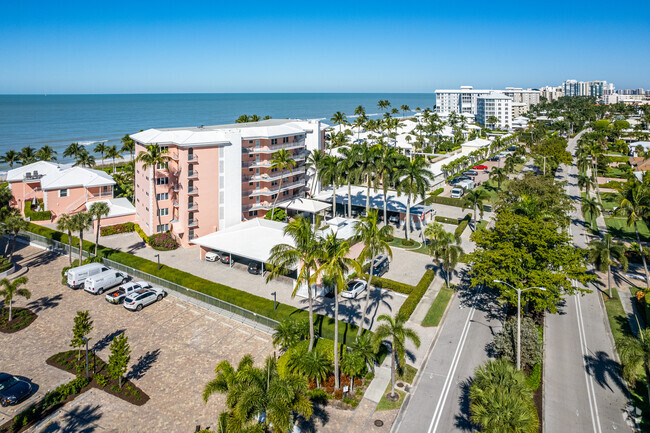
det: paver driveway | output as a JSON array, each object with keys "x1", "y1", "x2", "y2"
[{"x1": 0, "y1": 243, "x2": 275, "y2": 433}]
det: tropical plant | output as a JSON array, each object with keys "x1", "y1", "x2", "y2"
[
  {"x1": 330, "y1": 111, "x2": 348, "y2": 133},
  {"x1": 3, "y1": 215, "x2": 29, "y2": 259},
  {"x1": 372, "y1": 312, "x2": 420, "y2": 398},
  {"x1": 306, "y1": 149, "x2": 326, "y2": 196},
  {"x1": 378, "y1": 100, "x2": 391, "y2": 113},
  {"x1": 588, "y1": 234, "x2": 628, "y2": 298},
  {"x1": 19, "y1": 146, "x2": 37, "y2": 165},
  {"x1": 353, "y1": 209, "x2": 393, "y2": 335},
  {"x1": 581, "y1": 195, "x2": 602, "y2": 232},
  {"x1": 338, "y1": 145, "x2": 360, "y2": 218},
  {"x1": 1, "y1": 150, "x2": 21, "y2": 168},
  {"x1": 493, "y1": 317, "x2": 542, "y2": 369},
  {"x1": 63, "y1": 142, "x2": 84, "y2": 161},
  {"x1": 314, "y1": 233, "x2": 360, "y2": 389},
  {"x1": 70, "y1": 310, "x2": 93, "y2": 361},
  {"x1": 375, "y1": 146, "x2": 402, "y2": 224},
  {"x1": 288, "y1": 346, "x2": 332, "y2": 387},
  {"x1": 56, "y1": 213, "x2": 75, "y2": 266},
  {"x1": 319, "y1": 155, "x2": 340, "y2": 217},
  {"x1": 108, "y1": 332, "x2": 131, "y2": 388},
  {"x1": 489, "y1": 166, "x2": 508, "y2": 189},
  {"x1": 577, "y1": 173, "x2": 595, "y2": 196},
  {"x1": 36, "y1": 145, "x2": 57, "y2": 162},
  {"x1": 269, "y1": 149, "x2": 297, "y2": 219},
  {"x1": 618, "y1": 328, "x2": 650, "y2": 404},
  {"x1": 429, "y1": 228, "x2": 463, "y2": 287},
  {"x1": 73, "y1": 148, "x2": 96, "y2": 168},
  {"x1": 272, "y1": 317, "x2": 309, "y2": 351},
  {"x1": 121, "y1": 134, "x2": 135, "y2": 161},
  {"x1": 94, "y1": 142, "x2": 108, "y2": 163},
  {"x1": 135, "y1": 144, "x2": 171, "y2": 229},
  {"x1": 0, "y1": 277, "x2": 29, "y2": 322},
  {"x1": 400, "y1": 104, "x2": 410, "y2": 118},
  {"x1": 396, "y1": 156, "x2": 433, "y2": 240},
  {"x1": 348, "y1": 333, "x2": 377, "y2": 372},
  {"x1": 341, "y1": 351, "x2": 365, "y2": 392},
  {"x1": 71, "y1": 212, "x2": 92, "y2": 265},
  {"x1": 462, "y1": 189, "x2": 489, "y2": 222},
  {"x1": 105, "y1": 145, "x2": 123, "y2": 172},
  {"x1": 88, "y1": 201, "x2": 110, "y2": 256}
]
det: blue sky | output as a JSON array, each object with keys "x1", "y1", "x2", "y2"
[{"x1": 1, "y1": 0, "x2": 649, "y2": 94}]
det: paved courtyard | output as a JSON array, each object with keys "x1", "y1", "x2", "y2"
[{"x1": 0, "y1": 244, "x2": 275, "y2": 433}]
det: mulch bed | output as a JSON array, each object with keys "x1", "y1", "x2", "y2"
[
  {"x1": 0, "y1": 307, "x2": 37, "y2": 333},
  {"x1": 46, "y1": 350, "x2": 149, "y2": 406}
]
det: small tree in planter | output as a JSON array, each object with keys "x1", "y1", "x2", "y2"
[
  {"x1": 70, "y1": 310, "x2": 93, "y2": 361},
  {"x1": 108, "y1": 332, "x2": 131, "y2": 388},
  {"x1": 341, "y1": 351, "x2": 365, "y2": 393},
  {"x1": 0, "y1": 277, "x2": 29, "y2": 322}
]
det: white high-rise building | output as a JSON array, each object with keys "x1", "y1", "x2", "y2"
[
  {"x1": 503, "y1": 87, "x2": 541, "y2": 109},
  {"x1": 562, "y1": 79, "x2": 610, "y2": 97},
  {"x1": 435, "y1": 86, "x2": 539, "y2": 119},
  {"x1": 476, "y1": 94, "x2": 513, "y2": 129}
]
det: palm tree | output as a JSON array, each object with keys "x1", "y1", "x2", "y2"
[
  {"x1": 396, "y1": 156, "x2": 434, "y2": 240},
  {"x1": 63, "y1": 142, "x2": 83, "y2": 161},
  {"x1": 489, "y1": 166, "x2": 508, "y2": 189},
  {"x1": 374, "y1": 146, "x2": 400, "y2": 223},
  {"x1": 578, "y1": 173, "x2": 595, "y2": 196},
  {"x1": 429, "y1": 229, "x2": 464, "y2": 287},
  {"x1": 330, "y1": 111, "x2": 348, "y2": 133},
  {"x1": 581, "y1": 195, "x2": 602, "y2": 232},
  {"x1": 121, "y1": 134, "x2": 135, "y2": 162},
  {"x1": 462, "y1": 189, "x2": 489, "y2": 222},
  {"x1": 378, "y1": 100, "x2": 391, "y2": 112},
  {"x1": 353, "y1": 210, "x2": 393, "y2": 336},
  {"x1": 36, "y1": 146, "x2": 57, "y2": 162},
  {"x1": 354, "y1": 105, "x2": 366, "y2": 118},
  {"x1": 88, "y1": 201, "x2": 110, "y2": 256},
  {"x1": 319, "y1": 155, "x2": 340, "y2": 217},
  {"x1": 349, "y1": 333, "x2": 377, "y2": 372},
  {"x1": 1, "y1": 150, "x2": 21, "y2": 168},
  {"x1": 400, "y1": 105, "x2": 410, "y2": 118},
  {"x1": 135, "y1": 144, "x2": 171, "y2": 229},
  {"x1": 372, "y1": 312, "x2": 421, "y2": 398},
  {"x1": 3, "y1": 215, "x2": 29, "y2": 259},
  {"x1": 0, "y1": 277, "x2": 29, "y2": 322},
  {"x1": 341, "y1": 351, "x2": 365, "y2": 392},
  {"x1": 289, "y1": 346, "x2": 332, "y2": 387},
  {"x1": 314, "y1": 233, "x2": 360, "y2": 389},
  {"x1": 271, "y1": 317, "x2": 309, "y2": 351},
  {"x1": 338, "y1": 146, "x2": 360, "y2": 218},
  {"x1": 306, "y1": 149, "x2": 325, "y2": 196},
  {"x1": 269, "y1": 149, "x2": 297, "y2": 219},
  {"x1": 614, "y1": 180, "x2": 650, "y2": 290},
  {"x1": 94, "y1": 142, "x2": 108, "y2": 164},
  {"x1": 618, "y1": 328, "x2": 650, "y2": 405},
  {"x1": 71, "y1": 212, "x2": 92, "y2": 265},
  {"x1": 105, "y1": 145, "x2": 123, "y2": 173},
  {"x1": 358, "y1": 144, "x2": 378, "y2": 211},
  {"x1": 56, "y1": 213, "x2": 75, "y2": 266},
  {"x1": 267, "y1": 217, "x2": 321, "y2": 351},
  {"x1": 73, "y1": 148, "x2": 96, "y2": 168},
  {"x1": 352, "y1": 117, "x2": 366, "y2": 141},
  {"x1": 19, "y1": 146, "x2": 37, "y2": 165},
  {"x1": 588, "y1": 234, "x2": 627, "y2": 298}
]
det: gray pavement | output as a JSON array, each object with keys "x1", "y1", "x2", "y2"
[{"x1": 544, "y1": 130, "x2": 636, "y2": 433}]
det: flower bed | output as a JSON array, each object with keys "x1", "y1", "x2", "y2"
[
  {"x1": 100, "y1": 222, "x2": 136, "y2": 237},
  {"x1": 148, "y1": 232, "x2": 178, "y2": 250},
  {"x1": 0, "y1": 308, "x2": 37, "y2": 333},
  {"x1": 46, "y1": 350, "x2": 149, "y2": 406}
]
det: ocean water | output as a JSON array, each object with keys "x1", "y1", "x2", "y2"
[{"x1": 0, "y1": 93, "x2": 435, "y2": 167}]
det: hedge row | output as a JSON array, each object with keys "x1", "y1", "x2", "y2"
[
  {"x1": 24, "y1": 223, "x2": 362, "y2": 344},
  {"x1": 357, "y1": 273, "x2": 413, "y2": 294},
  {"x1": 430, "y1": 188, "x2": 444, "y2": 196},
  {"x1": 24, "y1": 200, "x2": 52, "y2": 221},
  {"x1": 134, "y1": 224, "x2": 149, "y2": 243},
  {"x1": 435, "y1": 216, "x2": 460, "y2": 225},
  {"x1": 100, "y1": 222, "x2": 136, "y2": 237},
  {"x1": 398, "y1": 269, "x2": 435, "y2": 319},
  {"x1": 454, "y1": 214, "x2": 472, "y2": 238},
  {"x1": 427, "y1": 195, "x2": 490, "y2": 212}
]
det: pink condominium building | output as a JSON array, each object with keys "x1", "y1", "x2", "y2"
[{"x1": 130, "y1": 119, "x2": 326, "y2": 247}]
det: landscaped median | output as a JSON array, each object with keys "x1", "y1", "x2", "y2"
[{"x1": 421, "y1": 285, "x2": 454, "y2": 327}]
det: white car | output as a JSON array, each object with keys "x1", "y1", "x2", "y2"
[
  {"x1": 123, "y1": 287, "x2": 167, "y2": 312},
  {"x1": 105, "y1": 281, "x2": 152, "y2": 304},
  {"x1": 205, "y1": 251, "x2": 221, "y2": 262},
  {"x1": 341, "y1": 279, "x2": 367, "y2": 299}
]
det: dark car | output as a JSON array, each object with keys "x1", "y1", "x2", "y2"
[
  {"x1": 248, "y1": 261, "x2": 262, "y2": 275},
  {"x1": 369, "y1": 255, "x2": 389, "y2": 277},
  {"x1": 450, "y1": 175, "x2": 470, "y2": 186},
  {"x1": 507, "y1": 145, "x2": 517, "y2": 151},
  {"x1": 488, "y1": 156, "x2": 500, "y2": 161},
  {"x1": 220, "y1": 254, "x2": 231, "y2": 265},
  {"x1": 462, "y1": 170, "x2": 478, "y2": 177},
  {"x1": 0, "y1": 374, "x2": 32, "y2": 407}
]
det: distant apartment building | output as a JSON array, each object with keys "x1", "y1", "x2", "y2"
[
  {"x1": 476, "y1": 93, "x2": 513, "y2": 129},
  {"x1": 435, "y1": 86, "x2": 539, "y2": 121},
  {"x1": 540, "y1": 86, "x2": 564, "y2": 101},
  {"x1": 562, "y1": 79, "x2": 610, "y2": 97},
  {"x1": 5, "y1": 161, "x2": 133, "y2": 225},
  {"x1": 503, "y1": 87, "x2": 540, "y2": 110},
  {"x1": 130, "y1": 119, "x2": 325, "y2": 248}
]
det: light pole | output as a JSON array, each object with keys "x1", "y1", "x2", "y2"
[
  {"x1": 82, "y1": 337, "x2": 89, "y2": 378},
  {"x1": 154, "y1": 254, "x2": 161, "y2": 270},
  {"x1": 493, "y1": 280, "x2": 546, "y2": 370},
  {"x1": 271, "y1": 291, "x2": 277, "y2": 310}
]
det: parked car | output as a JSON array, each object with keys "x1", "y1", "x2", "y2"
[
  {"x1": 205, "y1": 251, "x2": 221, "y2": 262},
  {"x1": 123, "y1": 287, "x2": 167, "y2": 312},
  {"x1": 473, "y1": 165, "x2": 488, "y2": 170},
  {"x1": 451, "y1": 187, "x2": 465, "y2": 198},
  {"x1": 462, "y1": 170, "x2": 478, "y2": 177},
  {"x1": 84, "y1": 269, "x2": 127, "y2": 295},
  {"x1": 368, "y1": 255, "x2": 390, "y2": 276},
  {"x1": 488, "y1": 156, "x2": 500, "y2": 161},
  {"x1": 507, "y1": 145, "x2": 518, "y2": 151},
  {"x1": 0, "y1": 374, "x2": 32, "y2": 407},
  {"x1": 220, "y1": 254, "x2": 231, "y2": 265},
  {"x1": 67, "y1": 263, "x2": 110, "y2": 290},
  {"x1": 105, "y1": 281, "x2": 152, "y2": 304},
  {"x1": 248, "y1": 261, "x2": 263, "y2": 275},
  {"x1": 449, "y1": 175, "x2": 470, "y2": 186},
  {"x1": 388, "y1": 214, "x2": 400, "y2": 225},
  {"x1": 341, "y1": 279, "x2": 367, "y2": 299}
]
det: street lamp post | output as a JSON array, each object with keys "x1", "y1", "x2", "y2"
[
  {"x1": 271, "y1": 291, "x2": 277, "y2": 310},
  {"x1": 493, "y1": 280, "x2": 546, "y2": 370},
  {"x1": 154, "y1": 254, "x2": 161, "y2": 270}
]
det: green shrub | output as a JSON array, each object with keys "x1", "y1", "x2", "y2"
[
  {"x1": 308, "y1": 388, "x2": 330, "y2": 404},
  {"x1": 526, "y1": 363, "x2": 542, "y2": 390},
  {"x1": 24, "y1": 199, "x2": 52, "y2": 221},
  {"x1": 100, "y1": 222, "x2": 135, "y2": 236},
  {"x1": 455, "y1": 217, "x2": 470, "y2": 238},
  {"x1": 430, "y1": 188, "x2": 444, "y2": 196},
  {"x1": 278, "y1": 339, "x2": 342, "y2": 378},
  {"x1": 148, "y1": 232, "x2": 178, "y2": 250},
  {"x1": 0, "y1": 256, "x2": 13, "y2": 273},
  {"x1": 265, "y1": 208, "x2": 287, "y2": 221},
  {"x1": 398, "y1": 270, "x2": 435, "y2": 319},
  {"x1": 95, "y1": 373, "x2": 109, "y2": 387},
  {"x1": 401, "y1": 238, "x2": 416, "y2": 247},
  {"x1": 435, "y1": 216, "x2": 460, "y2": 225},
  {"x1": 427, "y1": 195, "x2": 490, "y2": 212},
  {"x1": 357, "y1": 273, "x2": 414, "y2": 294},
  {"x1": 134, "y1": 224, "x2": 148, "y2": 243}
]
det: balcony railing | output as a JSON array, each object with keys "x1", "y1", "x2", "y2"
[
  {"x1": 243, "y1": 203, "x2": 272, "y2": 212},
  {"x1": 242, "y1": 167, "x2": 306, "y2": 182},
  {"x1": 188, "y1": 218, "x2": 199, "y2": 227},
  {"x1": 173, "y1": 201, "x2": 179, "y2": 207},
  {"x1": 242, "y1": 160, "x2": 274, "y2": 168},
  {"x1": 172, "y1": 184, "x2": 181, "y2": 192},
  {"x1": 187, "y1": 154, "x2": 198, "y2": 163},
  {"x1": 188, "y1": 170, "x2": 199, "y2": 178},
  {"x1": 187, "y1": 202, "x2": 199, "y2": 211},
  {"x1": 245, "y1": 180, "x2": 306, "y2": 197},
  {"x1": 188, "y1": 187, "x2": 199, "y2": 195},
  {"x1": 242, "y1": 139, "x2": 306, "y2": 154}
]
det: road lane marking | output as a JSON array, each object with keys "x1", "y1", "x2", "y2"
[{"x1": 575, "y1": 293, "x2": 602, "y2": 433}]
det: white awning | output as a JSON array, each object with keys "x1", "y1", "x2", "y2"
[{"x1": 276, "y1": 197, "x2": 330, "y2": 214}]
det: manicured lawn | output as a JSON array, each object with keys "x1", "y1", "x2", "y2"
[
  {"x1": 476, "y1": 219, "x2": 488, "y2": 231},
  {"x1": 475, "y1": 179, "x2": 501, "y2": 204},
  {"x1": 600, "y1": 192, "x2": 619, "y2": 210},
  {"x1": 376, "y1": 384, "x2": 407, "y2": 411},
  {"x1": 421, "y1": 286, "x2": 454, "y2": 327},
  {"x1": 397, "y1": 364, "x2": 418, "y2": 384},
  {"x1": 605, "y1": 218, "x2": 650, "y2": 242}
]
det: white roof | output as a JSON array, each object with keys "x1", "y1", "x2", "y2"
[
  {"x1": 190, "y1": 218, "x2": 294, "y2": 263},
  {"x1": 277, "y1": 197, "x2": 330, "y2": 214},
  {"x1": 7, "y1": 161, "x2": 115, "y2": 190},
  {"x1": 629, "y1": 141, "x2": 650, "y2": 148},
  {"x1": 461, "y1": 138, "x2": 491, "y2": 148},
  {"x1": 85, "y1": 198, "x2": 136, "y2": 219},
  {"x1": 314, "y1": 186, "x2": 431, "y2": 215},
  {"x1": 319, "y1": 217, "x2": 356, "y2": 240}
]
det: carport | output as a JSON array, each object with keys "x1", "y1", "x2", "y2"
[
  {"x1": 190, "y1": 219, "x2": 296, "y2": 276},
  {"x1": 276, "y1": 197, "x2": 330, "y2": 223}
]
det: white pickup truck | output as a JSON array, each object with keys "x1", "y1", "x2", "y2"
[{"x1": 105, "y1": 281, "x2": 152, "y2": 304}]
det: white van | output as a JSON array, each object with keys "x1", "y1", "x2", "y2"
[
  {"x1": 67, "y1": 263, "x2": 110, "y2": 289},
  {"x1": 84, "y1": 269, "x2": 128, "y2": 295},
  {"x1": 451, "y1": 187, "x2": 465, "y2": 198}
]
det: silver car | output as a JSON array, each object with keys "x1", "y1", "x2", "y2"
[
  {"x1": 341, "y1": 279, "x2": 367, "y2": 299},
  {"x1": 123, "y1": 287, "x2": 167, "y2": 312}
]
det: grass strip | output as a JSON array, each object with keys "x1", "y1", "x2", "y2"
[{"x1": 421, "y1": 286, "x2": 454, "y2": 327}]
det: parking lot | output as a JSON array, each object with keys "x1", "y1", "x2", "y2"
[
  {"x1": 98, "y1": 232, "x2": 407, "y2": 332},
  {"x1": 0, "y1": 243, "x2": 275, "y2": 432}
]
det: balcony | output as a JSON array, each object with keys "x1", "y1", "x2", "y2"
[
  {"x1": 187, "y1": 169, "x2": 199, "y2": 179},
  {"x1": 242, "y1": 167, "x2": 306, "y2": 182},
  {"x1": 188, "y1": 218, "x2": 199, "y2": 228},
  {"x1": 242, "y1": 139, "x2": 306, "y2": 154},
  {"x1": 187, "y1": 202, "x2": 199, "y2": 211},
  {"x1": 188, "y1": 187, "x2": 199, "y2": 195},
  {"x1": 169, "y1": 152, "x2": 179, "y2": 161},
  {"x1": 245, "y1": 180, "x2": 306, "y2": 197},
  {"x1": 172, "y1": 184, "x2": 181, "y2": 192},
  {"x1": 243, "y1": 203, "x2": 272, "y2": 212},
  {"x1": 187, "y1": 154, "x2": 199, "y2": 163},
  {"x1": 242, "y1": 160, "x2": 273, "y2": 169}
]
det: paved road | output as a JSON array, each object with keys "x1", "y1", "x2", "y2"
[
  {"x1": 392, "y1": 281, "x2": 504, "y2": 433},
  {"x1": 544, "y1": 131, "x2": 635, "y2": 433}
]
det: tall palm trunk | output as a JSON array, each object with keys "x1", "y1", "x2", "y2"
[
  {"x1": 390, "y1": 349, "x2": 397, "y2": 397},
  {"x1": 607, "y1": 263, "x2": 612, "y2": 299},
  {"x1": 635, "y1": 223, "x2": 650, "y2": 290},
  {"x1": 347, "y1": 182, "x2": 352, "y2": 218},
  {"x1": 366, "y1": 176, "x2": 371, "y2": 212},
  {"x1": 592, "y1": 159, "x2": 602, "y2": 205},
  {"x1": 307, "y1": 270, "x2": 315, "y2": 351},
  {"x1": 67, "y1": 229, "x2": 73, "y2": 266},
  {"x1": 8, "y1": 299, "x2": 13, "y2": 322},
  {"x1": 358, "y1": 249, "x2": 375, "y2": 337},
  {"x1": 334, "y1": 290, "x2": 340, "y2": 390},
  {"x1": 331, "y1": 184, "x2": 336, "y2": 218},
  {"x1": 271, "y1": 175, "x2": 284, "y2": 220},
  {"x1": 405, "y1": 195, "x2": 411, "y2": 240},
  {"x1": 78, "y1": 229, "x2": 84, "y2": 264},
  {"x1": 94, "y1": 215, "x2": 102, "y2": 256}
]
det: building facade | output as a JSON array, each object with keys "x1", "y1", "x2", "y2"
[
  {"x1": 476, "y1": 94, "x2": 513, "y2": 129},
  {"x1": 130, "y1": 119, "x2": 325, "y2": 247},
  {"x1": 562, "y1": 79, "x2": 610, "y2": 97},
  {"x1": 436, "y1": 86, "x2": 539, "y2": 119},
  {"x1": 540, "y1": 86, "x2": 564, "y2": 101}
]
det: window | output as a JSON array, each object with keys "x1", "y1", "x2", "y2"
[
  {"x1": 156, "y1": 161, "x2": 168, "y2": 170},
  {"x1": 271, "y1": 194, "x2": 277, "y2": 199},
  {"x1": 156, "y1": 224, "x2": 169, "y2": 233},
  {"x1": 249, "y1": 211, "x2": 258, "y2": 217},
  {"x1": 283, "y1": 137, "x2": 289, "y2": 143},
  {"x1": 156, "y1": 192, "x2": 169, "y2": 201},
  {"x1": 157, "y1": 208, "x2": 169, "y2": 216},
  {"x1": 249, "y1": 140, "x2": 253, "y2": 144},
  {"x1": 159, "y1": 145, "x2": 168, "y2": 152},
  {"x1": 59, "y1": 189, "x2": 68, "y2": 198},
  {"x1": 271, "y1": 138, "x2": 278, "y2": 145},
  {"x1": 271, "y1": 181, "x2": 278, "y2": 186},
  {"x1": 249, "y1": 182, "x2": 253, "y2": 186},
  {"x1": 283, "y1": 190, "x2": 289, "y2": 196},
  {"x1": 102, "y1": 185, "x2": 110, "y2": 193},
  {"x1": 156, "y1": 177, "x2": 169, "y2": 185}
]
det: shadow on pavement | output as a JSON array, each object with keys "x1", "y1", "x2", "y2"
[
  {"x1": 128, "y1": 348, "x2": 161, "y2": 380},
  {"x1": 92, "y1": 329, "x2": 126, "y2": 352},
  {"x1": 584, "y1": 350, "x2": 628, "y2": 394},
  {"x1": 453, "y1": 379, "x2": 476, "y2": 432},
  {"x1": 41, "y1": 404, "x2": 103, "y2": 433}
]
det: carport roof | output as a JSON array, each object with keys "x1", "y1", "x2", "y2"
[
  {"x1": 277, "y1": 197, "x2": 330, "y2": 214},
  {"x1": 313, "y1": 186, "x2": 432, "y2": 215},
  {"x1": 190, "y1": 219, "x2": 294, "y2": 263}
]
